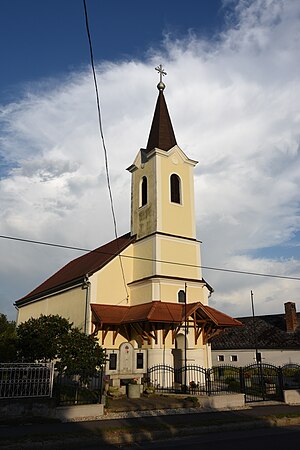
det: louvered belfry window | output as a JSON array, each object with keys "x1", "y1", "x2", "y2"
[
  {"x1": 141, "y1": 176, "x2": 147, "y2": 206},
  {"x1": 170, "y1": 174, "x2": 181, "y2": 204}
]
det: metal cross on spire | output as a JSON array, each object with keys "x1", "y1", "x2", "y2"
[{"x1": 155, "y1": 64, "x2": 167, "y2": 91}]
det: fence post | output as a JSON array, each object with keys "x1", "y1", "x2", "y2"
[
  {"x1": 278, "y1": 366, "x2": 284, "y2": 401},
  {"x1": 49, "y1": 362, "x2": 55, "y2": 398},
  {"x1": 257, "y1": 362, "x2": 266, "y2": 400},
  {"x1": 239, "y1": 367, "x2": 245, "y2": 394},
  {"x1": 98, "y1": 366, "x2": 104, "y2": 404},
  {"x1": 205, "y1": 368, "x2": 211, "y2": 396}
]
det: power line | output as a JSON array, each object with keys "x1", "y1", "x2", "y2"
[
  {"x1": 2, "y1": 3, "x2": 299, "y2": 288},
  {"x1": 82, "y1": 0, "x2": 128, "y2": 299},
  {"x1": 1, "y1": 234, "x2": 299, "y2": 282}
]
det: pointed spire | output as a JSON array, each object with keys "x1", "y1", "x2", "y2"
[{"x1": 146, "y1": 66, "x2": 177, "y2": 153}]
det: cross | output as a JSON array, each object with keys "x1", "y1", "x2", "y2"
[{"x1": 155, "y1": 64, "x2": 167, "y2": 83}]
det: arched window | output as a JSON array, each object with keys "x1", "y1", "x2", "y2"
[
  {"x1": 170, "y1": 174, "x2": 181, "y2": 204},
  {"x1": 140, "y1": 176, "x2": 148, "y2": 207},
  {"x1": 178, "y1": 290, "x2": 186, "y2": 304}
]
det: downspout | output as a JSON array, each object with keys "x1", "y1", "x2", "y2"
[
  {"x1": 82, "y1": 275, "x2": 91, "y2": 335},
  {"x1": 184, "y1": 283, "x2": 187, "y2": 391}
]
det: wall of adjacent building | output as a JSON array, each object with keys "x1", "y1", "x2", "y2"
[{"x1": 212, "y1": 348, "x2": 300, "y2": 366}]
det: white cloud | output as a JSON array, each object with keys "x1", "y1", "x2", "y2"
[{"x1": 1, "y1": 0, "x2": 300, "y2": 320}]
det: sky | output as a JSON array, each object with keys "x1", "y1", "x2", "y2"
[{"x1": 1, "y1": 0, "x2": 300, "y2": 321}]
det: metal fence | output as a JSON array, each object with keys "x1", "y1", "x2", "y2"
[
  {"x1": 53, "y1": 369, "x2": 104, "y2": 406},
  {"x1": 148, "y1": 363, "x2": 300, "y2": 402},
  {"x1": 0, "y1": 363, "x2": 104, "y2": 405},
  {"x1": 282, "y1": 363, "x2": 300, "y2": 389},
  {"x1": 2, "y1": 362, "x2": 299, "y2": 404},
  {"x1": 0, "y1": 363, "x2": 54, "y2": 399}
]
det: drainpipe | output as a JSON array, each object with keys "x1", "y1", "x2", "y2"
[
  {"x1": 184, "y1": 283, "x2": 187, "y2": 391},
  {"x1": 82, "y1": 275, "x2": 91, "y2": 335}
]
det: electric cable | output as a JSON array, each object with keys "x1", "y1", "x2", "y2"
[
  {"x1": 82, "y1": 0, "x2": 129, "y2": 299},
  {"x1": 1, "y1": 234, "x2": 299, "y2": 282},
  {"x1": 1, "y1": 2, "x2": 299, "y2": 290}
]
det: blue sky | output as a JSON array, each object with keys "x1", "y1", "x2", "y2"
[
  {"x1": 1, "y1": 0, "x2": 300, "y2": 321},
  {"x1": 1, "y1": 0, "x2": 225, "y2": 101}
]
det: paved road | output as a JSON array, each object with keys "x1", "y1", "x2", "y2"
[
  {"x1": 81, "y1": 426, "x2": 300, "y2": 450},
  {"x1": 1, "y1": 403, "x2": 300, "y2": 449},
  {"x1": 2, "y1": 403, "x2": 300, "y2": 440}
]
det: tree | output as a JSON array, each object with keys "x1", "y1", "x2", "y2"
[
  {"x1": 0, "y1": 314, "x2": 17, "y2": 362},
  {"x1": 57, "y1": 329, "x2": 106, "y2": 382},
  {"x1": 16, "y1": 314, "x2": 72, "y2": 362},
  {"x1": 16, "y1": 314, "x2": 105, "y2": 380}
]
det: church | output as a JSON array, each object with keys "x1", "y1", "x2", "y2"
[{"x1": 15, "y1": 66, "x2": 240, "y2": 386}]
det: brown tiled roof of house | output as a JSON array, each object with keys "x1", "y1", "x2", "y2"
[
  {"x1": 146, "y1": 90, "x2": 177, "y2": 152},
  {"x1": 15, "y1": 232, "x2": 136, "y2": 306},
  {"x1": 211, "y1": 312, "x2": 300, "y2": 350},
  {"x1": 91, "y1": 301, "x2": 242, "y2": 327}
]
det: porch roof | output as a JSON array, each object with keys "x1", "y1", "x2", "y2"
[
  {"x1": 91, "y1": 301, "x2": 241, "y2": 327},
  {"x1": 90, "y1": 301, "x2": 242, "y2": 346}
]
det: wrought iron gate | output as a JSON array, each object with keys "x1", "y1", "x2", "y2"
[{"x1": 242, "y1": 363, "x2": 284, "y2": 403}]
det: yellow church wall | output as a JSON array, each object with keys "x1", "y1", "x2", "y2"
[
  {"x1": 129, "y1": 277, "x2": 206, "y2": 305},
  {"x1": 16, "y1": 286, "x2": 86, "y2": 329},
  {"x1": 157, "y1": 147, "x2": 196, "y2": 239},
  {"x1": 157, "y1": 235, "x2": 202, "y2": 280},
  {"x1": 162, "y1": 328, "x2": 205, "y2": 352},
  {"x1": 159, "y1": 280, "x2": 206, "y2": 304},
  {"x1": 163, "y1": 331, "x2": 173, "y2": 348},
  {"x1": 91, "y1": 245, "x2": 134, "y2": 306},
  {"x1": 186, "y1": 284, "x2": 209, "y2": 304},
  {"x1": 129, "y1": 282, "x2": 152, "y2": 305},
  {"x1": 132, "y1": 237, "x2": 154, "y2": 280},
  {"x1": 98, "y1": 330, "x2": 127, "y2": 349},
  {"x1": 131, "y1": 155, "x2": 157, "y2": 239}
]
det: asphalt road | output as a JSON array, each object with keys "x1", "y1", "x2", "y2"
[
  {"x1": 1, "y1": 404, "x2": 300, "y2": 449},
  {"x1": 80, "y1": 425, "x2": 300, "y2": 450}
]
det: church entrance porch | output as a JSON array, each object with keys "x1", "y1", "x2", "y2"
[{"x1": 91, "y1": 300, "x2": 241, "y2": 393}]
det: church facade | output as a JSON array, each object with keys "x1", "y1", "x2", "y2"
[{"x1": 15, "y1": 69, "x2": 240, "y2": 386}]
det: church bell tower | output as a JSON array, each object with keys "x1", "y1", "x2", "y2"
[{"x1": 127, "y1": 66, "x2": 208, "y2": 306}]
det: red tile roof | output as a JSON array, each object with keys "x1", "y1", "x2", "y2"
[
  {"x1": 91, "y1": 301, "x2": 242, "y2": 327},
  {"x1": 198, "y1": 304, "x2": 242, "y2": 327},
  {"x1": 16, "y1": 233, "x2": 135, "y2": 306}
]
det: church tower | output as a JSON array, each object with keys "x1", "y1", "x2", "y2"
[{"x1": 127, "y1": 66, "x2": 210, "y2": 311}]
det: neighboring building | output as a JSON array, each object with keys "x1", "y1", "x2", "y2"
[
  {"x1": 15, "y1": 70, "x2": 241, "y2": 385},
  {"x1": 212, "y1": 302, "x2": 300, "y2": 367}
]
